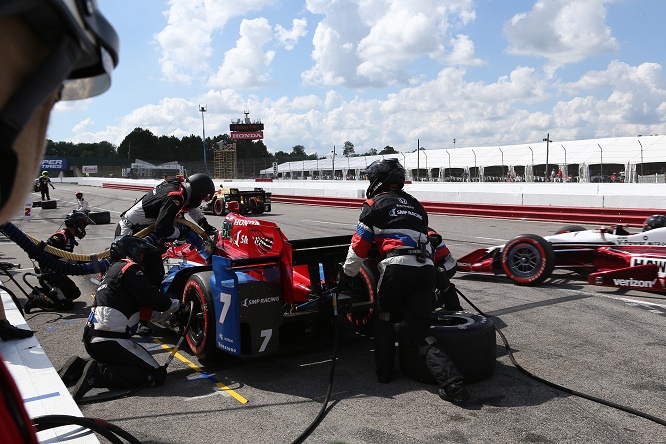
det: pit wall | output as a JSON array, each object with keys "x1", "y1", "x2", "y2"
[{"x1": 49, "y1": 177, "x2": 666, "y2": 225}]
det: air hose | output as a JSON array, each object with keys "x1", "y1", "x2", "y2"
[
  {"x1": 455, "y1": 287, "x2": 666, "y2": 428},
  {"x1": 31, "y1": 415, "x2": 142, "y2": 444},
  {"x1": 0, "y1": 219, "x2": 209, "y2": 277}
]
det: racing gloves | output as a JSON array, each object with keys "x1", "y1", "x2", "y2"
[
  {"x1": 0, "y1": 319, "x2": 34, "y2": 341},
  {"x1": 338, "y1": 272, "x2": 355, "y2": 290},
  {"x1": 198, "y1": 218, "x2": 217, "y2": 236}
]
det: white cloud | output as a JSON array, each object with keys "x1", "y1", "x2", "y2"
[
  {"x1": 209, "y1": 18, "x2": 276, "y2": 89},
  {"x1": 303, "y1": 0, "x2": 478, "y2": 88},
  {"x1": 72, "y1": 118, "x2": 94, "y2": 133},
  {"x1": 154, "y1": 0, "x2": 276, "y2": 83},
  {"x1": 275, "y1": 18, "x2": 308, "y2": 50},
  {"x1": 504, "y1": 0, "x2": 619, "y2": 71}
]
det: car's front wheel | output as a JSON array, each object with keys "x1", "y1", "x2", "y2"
[
  {"x1": 501, "y1": 234, "x2": 555, "y2": 285},
  {"x1": 183, "y1": 272, "x2": 216, "y2": 358}
]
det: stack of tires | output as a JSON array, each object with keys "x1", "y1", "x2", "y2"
[{"x1": 399, "y1": 311, "x2": 497, "y2": 383}]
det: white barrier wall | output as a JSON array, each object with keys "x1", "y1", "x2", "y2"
[{"x1": 57, "y1": 177, "x2": 664, "y2": 209}]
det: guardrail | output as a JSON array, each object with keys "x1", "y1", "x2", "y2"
[
  {"x1": 271, "y1": 194, "x2": 658, "y2": 226},
  {"x1": 100, "y1": 183, "x2": 659, "y2": 226}
]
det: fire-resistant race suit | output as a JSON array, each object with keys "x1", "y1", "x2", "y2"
[
  {"x1": 342, "y1": 189, "x2": 463, "y2": 388},
  {"x1": 82, "y1": 259, "x2": 180, "y2": 391},
  {"x1": 43, "y1": 228, "x2": 81, "y2": 303},
  {"x1": 114, "y1": 178, "x2": 215, "y2": 241}
]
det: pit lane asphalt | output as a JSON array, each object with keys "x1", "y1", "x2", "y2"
[{"x1": 1, "y1": 184, "x2": 665, "y2": 443}]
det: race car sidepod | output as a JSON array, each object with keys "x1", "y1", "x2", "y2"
[{"x1": 208, "y1": 255, "x2": 283, "y2": 357}]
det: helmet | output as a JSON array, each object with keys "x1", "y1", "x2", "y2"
[
  {"x1": 360, "y1": 158, "x2": 406, "y2": 198},
  {"x1": 185, "y1": 173, "x2": 215, "y2": 207},
  {"x1": 42, "y1": 171, "x2": 49, "y2": 177},
  {"x1": 109, "y1": 236, "x2": 161, "y2": 266},
  {"x1": 0, "y1": 1, "x2": 119, "y2": 226},
  {"x1": 64, "y1": 210, "x2": 94, "y2": 239},
  {"x1": 75, "y1": 191, "x2": 83, "y2": 199},
  {"x1": 643, "y1": 214, "x2": 666, "y2": 232}
]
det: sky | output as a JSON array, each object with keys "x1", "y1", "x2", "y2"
[{"x1": 48, "y1": 0, "x2": 666, "y2": 158}]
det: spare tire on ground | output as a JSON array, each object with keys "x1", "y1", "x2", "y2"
[
  {"x1": 88, "y1": 211, "x2": 111, "y2": 225},
  {"x1": 399, "y1": 311, "x2": 496, "y2": 383},
  {"x1": 40, "y1": 200, "x2": 57, "y2": 209}
]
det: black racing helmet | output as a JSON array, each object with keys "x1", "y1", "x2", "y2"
[
  {"x1": 360, "y1": 158, "x2": 406, "y2": 198},
  {"x1": 643, "y1": 214, "x2": 666, "y2": 232},
  {"x1": 185, "y1": 173, "x2": 215, "y2": 208},
  {"x1": 109, "y1": 236, "x2": 161, "y2": 266},
  {"x1": 64, "y1": 210, "x2": 94, "y2": 239}
]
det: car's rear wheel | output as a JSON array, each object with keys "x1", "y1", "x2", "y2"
[
  {"x1": 183, "y1": 272, "x2": 216, "y2": 358},
  {"x1": 345, "y1": 263, "x2": 377, "y2": 336},
  {"x1": 501, "y1": 234, "x2": 555, "y2": 285},
  {"x1": 555, "y1": 225, "x2": 586, "y2": 234},
  {"x1": 399, "y1": 311, "x2": 496, "y2": 383},
  {"x1": 213, "y1": 198, "x2": 225, "y2": 216}
]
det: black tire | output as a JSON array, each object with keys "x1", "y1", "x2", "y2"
[
  {"x1": 345, "y1": 263, "x2": 377, "y2": 336},
  {"x1": 399, "y1": 311, "x2": 496, "y2": 383},
  {"x1": 554, "y1": 225, "x2": 586, "y2": 235},
  {"x1": 183, "y1": 272, "x2": 217, "y2": 358},
  {"x1": 41, "y1": 200, "x2": 57, "y2": 209},
  {"x1": 213, "y1": 198, "x2": 226, "y2": 216},
  {"x1": 88, "y1": 211, "x2": 111, "y2": 225},
  {"x1": 248, "y1": 197, "x2": 259, "y2": 214},
  {"x1": 501, "y1": 234, "x2": 555, "y2": 286}
]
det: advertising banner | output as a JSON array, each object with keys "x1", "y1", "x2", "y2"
[{"x1": 231, "y1": 131, "x2": 263, "y2": 140}]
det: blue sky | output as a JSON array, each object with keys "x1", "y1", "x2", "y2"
[{"x1": 48, "y1": 0, "x2": 666, "y2": 158}]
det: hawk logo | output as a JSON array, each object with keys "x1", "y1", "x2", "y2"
[
  {"x1": 389, "y1": 208, "x2": 397, "y2": 217},
  {"x1": 250, "y1": 228, "x2": 274, "y2": 254}
]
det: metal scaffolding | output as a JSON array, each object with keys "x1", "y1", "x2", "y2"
[{"x1": 214, "y1": 142, "x2": 237, "y2": 179}]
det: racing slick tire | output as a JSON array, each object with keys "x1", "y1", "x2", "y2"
[
  {"x1": 399, "y1": 311, "x2": 496, "y2": 383},
  {"x1": 88, "y1": 211, "x2": 111, "y2": 225},
  {"x1": 212, "y1": 198, "x2": 226, "y2": 216},
  {"x1": 40, "y1": 199, "x2": 57, "y2": 209},
  {"x1": 183, "y1": 271, "x2": 217, "y2": 358},
  {"x1": 345, "y1": 262, "x2": 378, "y2": 336},
  {"x1": 248, "y1": 197, "x2": 259, "y2": 214},
  {"x1": 501, "y1": 234, "x2": 555, "y2": 286},
  {"x1": 554, "y1": 225, "x2": 586, "y2": 235}
]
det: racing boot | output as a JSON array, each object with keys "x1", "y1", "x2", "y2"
[
  {"x1": 439, "y1": 381, "x2": 470, "y2": 404},
  {"x1": 58, "y1": 356, "x2": 90, "y2": 388},
  {"x1": 70, "y1": 360, "x2": 99, "y2": 400}
]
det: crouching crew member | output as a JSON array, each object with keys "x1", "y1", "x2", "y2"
[
  {"x1": 25, "y1": 211, "x2": 94, "y2": 312},
  {"x1": 61, "y1": 236, "x2": 181, "y2": 400},
  {"x1": 75, "y1": 191, "x2": 90, "y2": 214},
  {"x1": 339, "y1": 158, "x2": 469, "y2": 403}
]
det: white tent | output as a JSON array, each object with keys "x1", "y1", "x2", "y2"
[{"x1": 262, "y1": 135, "x2": 666, "y2": 183}]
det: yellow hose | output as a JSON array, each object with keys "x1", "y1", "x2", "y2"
[{"x1": 19, "y1": 218, "x2": 210, "y2": 262}]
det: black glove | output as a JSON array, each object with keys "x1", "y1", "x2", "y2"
[
  {"x1": 434, "y1": 282, "x2": 463, "y2": 311},
  {"x1": 0, "y1": 319, "x2": 34, "y2": 341},
  {"x1": 338, "y1": 272, "x2": 355, "y2": 290},
  {"x1": 199, "y1": 218, "x2": 217, "y2": 236}
]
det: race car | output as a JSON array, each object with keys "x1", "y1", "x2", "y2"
[
  {"x1": 203, "y1": 185, "x2": 271, "y2": 216},
  {"x1": 456, "y1": 221, "x2": 666, "y2": 291},
  {"x1": 158, "y1": 202, "x2": 377, "y2": 359}
]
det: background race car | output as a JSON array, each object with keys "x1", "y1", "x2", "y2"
[{"x1": 456, "y1": 222, "x2": 666, "y2": 291}]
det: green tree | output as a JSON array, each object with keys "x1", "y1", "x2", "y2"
[
  {"x1": 118, "y1": 128, "x2": 160, "y2": 161},
  {"x1": 343, "y1": 141, "x2": 355, "y2": 157},
  {"x1": 364, "y1": 148, "x2": 378, "y2": 156},
  {"x1": 379, "y1": 145, "x2": 398, "y2": 154},
  {"x1": 291, "y1": 145, "x2": 307, "y2": 158}
]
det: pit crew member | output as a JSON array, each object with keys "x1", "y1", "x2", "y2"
[
  {"x1": 340, "y1": 158, "x2": 469, "y2": 403},
  {"x1": 75, "y1": 191, "x2": 90, "y2": 213},
  {"x1": 114, "y1": 173, "x2": 217, "y2": 244},
  {"x1": 38, "y1": 170, "x2": 55, "y2": 200},
  {"x1": 61, "y1": 236, "x2": 182, "y2": 400}
]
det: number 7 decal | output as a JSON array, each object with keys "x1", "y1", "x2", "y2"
[
  {"x1": 218, "y1": 292, "x2": 231, "y2": 324},
  {"x1": 259, "y1": 329, "x2": 272, "y2": 352}
]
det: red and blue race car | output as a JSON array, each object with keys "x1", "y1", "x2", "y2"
[
  {"x1": 159, "y1": 203, "x2": 378, "y2": 359},
  {"x1": 455, "y1": 223, "x2": 666, "y2": 291}
]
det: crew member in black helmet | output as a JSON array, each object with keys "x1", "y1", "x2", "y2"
[
  {"x1": 60, "y1": 236, "x2": 183, "y2": 400},
  {"x1": 339, "y1": 158, "x2": 469, "y2": 404},
  {"x1": 115, "y1": 173, "x2": 217, "y2": 244},
  {"x1": 25, "y1": 210, "x2": 94, "y2": 312}
]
